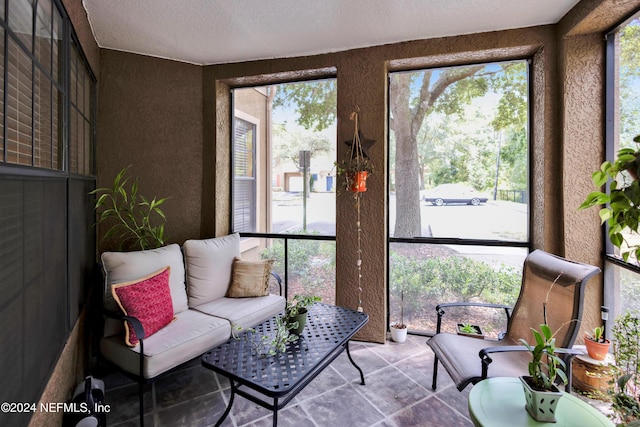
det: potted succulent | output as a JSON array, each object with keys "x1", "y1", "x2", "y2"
[
  {"x1": 579, "y1": 135, "x2": 640, "y2": 263},
  {"x1": 457, "y1": 322, "x2": 484, "y2": 339},
  {"x1": 284, "y1": 294, "x2": 321, "y2": 335},
  {"x1": 584, "y1": 326, "x2": 612, "y2": 361},
  {"x1": 518, "y1": 324, "x2": 567, "y2": 423}
]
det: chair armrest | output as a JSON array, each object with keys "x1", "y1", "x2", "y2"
[
  {"x1": 479, "y1": 345, "x2": 584, "y2": 392},
  {"x1": 103, "y1": 309, "x2": 146, "y2": 341},
  {"x1": 435, "y1": 302, "x2": 512, "y2": 333},
  {"x1": 270, "y1": 271, "x2": 283, "y2": 296}
]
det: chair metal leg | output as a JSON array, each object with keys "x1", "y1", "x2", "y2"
[{"x1": 432, "y1": 355, "x2": 439, "y2": 390}]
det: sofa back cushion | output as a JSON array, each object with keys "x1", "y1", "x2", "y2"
[
  {"x1": 183, "y1": 233, "x2": 240, "y2": 307},
  {"x1": 102, "y1": 243, "x2": 188, "y2": 337}
]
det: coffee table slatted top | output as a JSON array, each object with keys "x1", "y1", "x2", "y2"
[{"x1": 202, "y1": 303, "x2": 368, "y2": 397}]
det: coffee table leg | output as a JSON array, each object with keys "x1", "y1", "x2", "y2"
[
  {"x1": 272, "y1": 397, "x2": 278, "y2": 427},
  {"x1": 345, "y1": 341, "x2": 365, "y2": 385},
  {"x1": 215, "y1": 380, "x2": 236, "y2": 427}
]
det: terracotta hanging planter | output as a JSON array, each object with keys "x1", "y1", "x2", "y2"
[{"x1": 349, "y1": 171, "x2": 368, "y2": 193}]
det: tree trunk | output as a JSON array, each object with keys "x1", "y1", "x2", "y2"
[{"x1": 390, "y1": 74, "x2": 422, "y2": 238}]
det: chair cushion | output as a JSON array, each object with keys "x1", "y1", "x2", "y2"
[
  {"x1": 183, "y1": 234, "x2": 240, "y2": 307},
  {"x1": 100, "y1": 309, "x2": 231, "y2": 379},
  {"x1": 102, "y1": 244, "x2": 189, "y2": 337},
  {"x1": 111, "y1": 267, "x2": 175, "y2": 346},
  {"x1": 226, "y1": 257, "x2": 273, "y2": 298},
  {"x1": 427, "y1": 333, "x2": 531, "y2": 390},
  {"x1": 193, "y1": 294, "x2": 286, "y2": 330}
]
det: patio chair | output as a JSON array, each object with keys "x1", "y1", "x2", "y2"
[{"x1": 427, "y1": 249, "x2": 601, "y2": 392}]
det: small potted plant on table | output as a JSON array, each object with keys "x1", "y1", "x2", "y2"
[
  {"x1": 585, "y1": 326, "x2": 612, "y2": 361},
  {"x1": 457, "y1": 322, "x2": 484, "y2": 339},
  {"x1": 519, "y1": 324, "x2": 567, "y2": 423},
  {"x1": 284, "y1": 294, "x2": 321, "y2": 335}
]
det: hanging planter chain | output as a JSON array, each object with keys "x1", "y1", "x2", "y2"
[{"x1": 350, "y1": 111, "x2": 364, "y2": 312}]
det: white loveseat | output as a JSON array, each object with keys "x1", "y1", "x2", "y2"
[{"x1": 99, "y1": 233, "x2": 285, "y2": 424}]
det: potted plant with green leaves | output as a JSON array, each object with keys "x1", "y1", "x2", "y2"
[
  {"x1": 608, "y1": 312, "x2": 640, "y2": 426},
  {"x1": 580, "y1": 135, "x2": 640, "y2": 263},
  {"x1": 518, "y1": 324, "x2": 568, "y2": 423},
  {"x1": 390, "y1": 287, "x2": 407, "y2": 343},
  {"x1": 233, "y1": 316, "x2": 299, "y2": 357},
  {"x1": 335, "y1": 110, "x2": 375, "y2": 193},
  {"x1": 91, "y1": 165, "x2": 169, "y2": 251},
  {"x1": 457, "y1": 322, "x2": 484, "y2": 339},
  {"x1": 284, "y1": 294, "x2": 321, "y2": 335},
  {"x1": 584, "y1": 326, "x2": 612, "y2": 361}
]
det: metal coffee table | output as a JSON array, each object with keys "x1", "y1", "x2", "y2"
[{"x1": 201, "y1": 303, "x2": 369, "y2": 426}]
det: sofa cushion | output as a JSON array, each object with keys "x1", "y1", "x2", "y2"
[
  {"x1": 100, "y1": 309, "x2": 231, "y2": 379},
  {"x1": 102, "y1": 244, "x2": 188, "y2": 337},
  {"x1": 111, "y1": 267, "x2": 175, "y2": 346},
  {"x1": 183, "y1": 234, "x2": 240, "y2": 307},
  {"x1": 227, "y1": 257, "x2": 273, "y2": 298},
  {"x1": 193, "y1": 294, "x2": 286, "y2": 330}
]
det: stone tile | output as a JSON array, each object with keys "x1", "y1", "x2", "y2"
[
  {"x1": 367, "y1": 337, "x2": 429, "y2": 365},
  {"x1": 155, "y1": 365, "x2": 219, "y2": 408},
  {"x1": 301, "y1": 384, "x2": 384, "y2": 426},
  {"x1": 223, "y1": 387, "x2": 273, "y2": 426},
  {"x1": 156, "y1": 391, "x2": 228, "y2": 427},
  {"x1": 247, "y1": 404, "x2": 315, "y2": 427},
  {"x1": 353, "y1": 365, "x2": 431, "y2": 416},
  {"x1": 434, "y1": 383, "x2": 472, "y2": 418},
  {"x1": 390, "y1": 395, "x2": 474, "y2": 427},
  {"x1": 294, "y1": 364, "x2": 350, "y2": 402},
  {"x1": 330, "y1": 345, "x2": 390, "y2": 383},
  {"x1": 109, "y1": 413, "x2": 154, "y2": 427},
  {"x1": 394, "y1": 350, "x2": 456, "y2": 391},
  {"x1": 105, "y1": 382, "x2": 153, "y2": 425}
]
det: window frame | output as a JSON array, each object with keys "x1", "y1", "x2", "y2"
[
  {"x1": 0, "y1": 0, "x2": 96, "y2": 178},
  {"x1": 386, "y1": 59, "x2": 532, "y2": 334},
  {"x1": 603, "y1": 12, "x2": 640, "y2": 322}
]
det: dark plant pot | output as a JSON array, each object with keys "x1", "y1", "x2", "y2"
[
  {"x1": 520, "y1": 376, "x2": 563, "y2": 423},
  {"x1": 288, "y1": 309, "x2": 308, "y2": 335},
  {"x1": 584, "y1": 336, "x2": 611, "y2": 361},
  {"x1": 457, "y1": 323, "x2": 484, "y2": 339}
]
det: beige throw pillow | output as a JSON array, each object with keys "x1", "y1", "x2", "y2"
[{"x1": 227, "y1": 258, "x2": 273, "y2": 298}]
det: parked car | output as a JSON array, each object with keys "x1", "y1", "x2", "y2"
[{"x1": 421, "y1": 184, "x2": 488, "y2": 206}]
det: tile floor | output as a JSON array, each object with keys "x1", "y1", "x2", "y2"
[{"x1": 99, "y1": 334, "x2": 609, "y2": 427}]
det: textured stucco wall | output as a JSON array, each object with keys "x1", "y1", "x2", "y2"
[
  {"x1": 560, "y1": 33, "x2": 606, "y2": 334},
  {"x1": 96, "y1": 50, "x2": 204, "y2": 252}
]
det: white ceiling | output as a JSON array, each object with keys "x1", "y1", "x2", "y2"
[{"x1": 82, "y1": 0, "x2": 581, "y2": 66}]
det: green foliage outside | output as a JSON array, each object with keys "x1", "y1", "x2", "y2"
[
  {"x1": 260, "y1": 236, "x2": 336, "y2": 299},
  {"x1": 388, "y1": 251, "x2": 521, "y2": 331}
]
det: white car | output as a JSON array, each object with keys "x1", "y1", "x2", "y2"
[{"x1": 421, "y1": 184, "x2": 488, "y2": 206}]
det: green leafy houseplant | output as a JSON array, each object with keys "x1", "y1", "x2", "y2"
[
  {"x1": 285, "y1": 294, "x2": 321, "y2": 334},
  {"x1": 519, "y1": 324, "x2": 568, "y2": 391},
  {"x1": 91, "y1": 166, "x2": 169, "y2": 251},
  {"x1": 609, "y1": 312, "x2": 640, "y2": 426},
  {"x1": 579, "y1": 135, "x2": 640, "y2": 263},
  {"x1": 233, "y1": 316, "x2": 299, "y2": 357}
]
